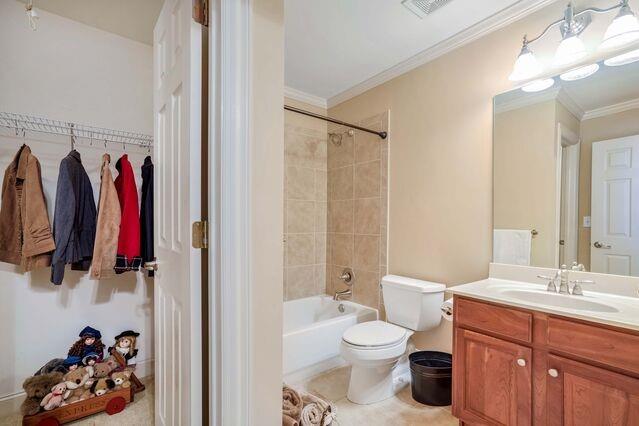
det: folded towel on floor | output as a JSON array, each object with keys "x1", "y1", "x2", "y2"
[
  {"x1": 301, "y1": 392, "x2": 335, "y2": 426},
  {"x1": 283, "y1": 385, "x2": 303, "y2": 423},
  {"x1": 283, "y1": 413, "x2": 300, "y2": 426}
]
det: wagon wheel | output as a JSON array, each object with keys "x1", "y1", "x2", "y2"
[
  {"x1": 105, "y1": 396, "x2": 127, "y2": 415},
  {"x1": 36, "y1": 418, "x2": 60, "y2": 426}
]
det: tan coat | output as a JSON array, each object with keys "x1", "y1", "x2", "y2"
[
  {"x1": 90, "y1": 154, "x2": 121, "y2": 279},
  {"x1": 0, "y1": 145, "x2": 56, "y2": 270}
]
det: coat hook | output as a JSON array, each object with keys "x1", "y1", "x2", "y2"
[{"x1": 69, "y1": 123, "x2": 76, "y2": 151}]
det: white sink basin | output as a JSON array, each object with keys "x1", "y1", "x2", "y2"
[{"x1": 497, "y1": 289, "x2": 619, "y2": 313}]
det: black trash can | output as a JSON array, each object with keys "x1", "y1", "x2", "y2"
[{"x1": 409, "y1": 351, "x2": 452, "y2": 406}]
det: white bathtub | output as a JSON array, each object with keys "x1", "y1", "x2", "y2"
[{"x1": 283, "y1": 296, "x2": 377, "y2": 381}]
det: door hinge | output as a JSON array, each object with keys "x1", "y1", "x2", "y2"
[
  {"x1": 192, "y1": 220, "x2": 208, "y2": 249},
  {"x1": 193, "y1": 0, "x2": 208, "y2": 26}
]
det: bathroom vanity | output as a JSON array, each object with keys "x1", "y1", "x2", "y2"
[{"x1": 449, "y1": 270, "x2": 639, "y2": 426}]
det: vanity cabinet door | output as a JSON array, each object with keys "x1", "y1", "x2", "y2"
[
  {"x1": 453, "y1": 329, "x2": 532, "y2": 425},
  {"x1": 546, "y1": 354, "x2": 639, "y2": 426}
]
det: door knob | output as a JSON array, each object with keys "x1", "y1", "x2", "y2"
[
  {"x1": 143, "y1": 261, "x2": 159, "y2": 271},
  {"x1": 593, "y1": 241, "x2": 611, "y2": 249},
  {"x1": 516, "y1": 358, "x2": 527, "y2": 367},
  {"x1": 548, "y1": 368, "x2": 559, "y2": 378}
]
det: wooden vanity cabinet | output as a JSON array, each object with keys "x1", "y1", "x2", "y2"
[{"x1": 452, "y1": 296, "x2": 639, "y2": 426}]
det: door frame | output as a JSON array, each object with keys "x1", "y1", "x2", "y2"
[
  {"x1": 554, "y1": 122, "x2": 580, "y2": 268},
  {"x1": 208, "y1": 0, "x2": 251, "y2": 424}
]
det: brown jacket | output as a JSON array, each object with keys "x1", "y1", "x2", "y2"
[
  {"x1": 0, "y1": 145, "x2": 56, "y2": 270},
  {"x1": 90, "y1": 154, "x2": 121, "y2": 279}
]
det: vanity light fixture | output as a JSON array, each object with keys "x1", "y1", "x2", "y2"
[
  {"x1": 604, "y1": 48, "x2": 639, "y2": 65},
  {"x1": 600, "y1": 1, "x2": 639, "y2": 50},
  {"x1": 510, "y1": 1, "x2": 639, "y2": 85},
  {"x1": 509, "y1": 40, "x2": 543, "y2": 81},
  {"x1": 560, "y1": 63, "x2": 600, "y2": 81},
  {"x1": 521, "y1": 78, "x2": 555, "y2": 93}
]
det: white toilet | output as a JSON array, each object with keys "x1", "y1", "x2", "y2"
[{"x1": 340, "y1": 275, "x2": 445, "y2": 405}]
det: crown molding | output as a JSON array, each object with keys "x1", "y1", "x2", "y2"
[
  {"x1": 284, "y1": 86, "x2": 327, "y2": 109},
  {"x1": 493, "y1": 87, "x2": 584, "y2": 120},
  {"x1": 494, "y1": 87, "x2": 561, "y2": 115},
  {"x1": 582, "y1": 98, "x2": 639, "y2": 121},
  {"x1": 326, "y1": 0, "x2": 558, "y2": 108},
  {"x1": 556, "y1": 89, "x2": 584, "y2": 121}
]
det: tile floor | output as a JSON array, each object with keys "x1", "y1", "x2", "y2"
[
  {"x1": 292, "y1": 366, "x2": 458, "y2": 426},
  {"x1": 0, "y1": 379, "x2": 154, "y2": 426}
]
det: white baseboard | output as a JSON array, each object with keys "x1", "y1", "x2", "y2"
[{"x1": 0, "y1": 358, "x2": 154, "y2": 418}]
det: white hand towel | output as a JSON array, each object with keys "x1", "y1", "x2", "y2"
[{"x1": 493, "y1": 229, "x2": 532, "y2": 266}]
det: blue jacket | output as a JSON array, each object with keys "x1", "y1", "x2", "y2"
[{"x1": 50, "y1": 150, "x2": 97, "y2": 285}]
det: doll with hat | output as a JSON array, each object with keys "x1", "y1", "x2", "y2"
[
  {"x1": 65, "y1": 326, "x2": 105, "y2": 366},
  {"x1": 109, "y1": 330, "x2": 140, "y2": 366}
]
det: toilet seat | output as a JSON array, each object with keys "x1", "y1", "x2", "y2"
[{"x1": 342, "y1": 320, "x2": 407, "y2": 349}]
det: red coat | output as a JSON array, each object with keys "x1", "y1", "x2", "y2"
[{"x1": 114, "y1": 155, "x2": 141, "y2": 271}]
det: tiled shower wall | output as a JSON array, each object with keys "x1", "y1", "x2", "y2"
[
  {"x1": 283, "y1": 109, "x2": 328, "y2": 300},
  {"x1": 326, "y1": 112, "x2": 389, "y2": 309}
]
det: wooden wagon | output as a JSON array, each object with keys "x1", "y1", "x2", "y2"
[{"x1": 22, "y1": 353, "x2": 146, "y2": 426}]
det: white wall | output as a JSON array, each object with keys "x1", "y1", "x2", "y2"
[{"x1": 0, "y1": 0, "x2": 153, "y2": 408}]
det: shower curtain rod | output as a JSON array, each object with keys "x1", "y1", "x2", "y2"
[{"x1": 284, "y1": 105, "x2": 387, "y2": 139}]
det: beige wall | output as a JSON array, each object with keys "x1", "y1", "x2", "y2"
[
  {"x1": 494, "y1": 100, "x2": 557, "y2": 267},
  {"x1": 578, "y1": 108, "x2": 639, "y2": 270},
  {"x1": 283, "y1": 98, "x2": 328, "y2": 300},
  {"x1": 328, "y1": 2, "x2": 570, "y2": 351},
  {"x1": 250, "y1": 0, "x2": 284, "y2": 424}
]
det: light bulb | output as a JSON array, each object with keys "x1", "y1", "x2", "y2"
[
  {"x1": 522, "y1": 78, "x2": 555, "y2": 93},
  {"x1": 554, "y1": 35, "x2": 587, "y2": 67},
  {"x1": 604, "y1": 49, "x2": 639, "y2": 66},
  {"x1": 600, "y1": 7, "x2": 639, "y2": 50},
  {"x1": 560, "y1": 63, "x2": 599, "y2": 81},
  {"x1": 509, "y1": 44, "x2": 543, "y2": 82}
]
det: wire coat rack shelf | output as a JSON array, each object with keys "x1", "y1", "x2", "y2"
[{"x1": 0, "y1": 112, "x2": 153, "y2": 149}]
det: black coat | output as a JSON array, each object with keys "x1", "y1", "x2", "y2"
[
  {"x1": 140, "y1": 156, "x2": 154, "y2": 276},
  {"x1": 50, "y1": 150, "x2": 97, "y2": 285}
]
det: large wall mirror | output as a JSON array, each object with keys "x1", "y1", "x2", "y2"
[{"x1": 493, "y1": 60, "x2": 639, "y2": 276}]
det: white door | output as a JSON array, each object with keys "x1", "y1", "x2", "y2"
[
  {"x1": 153, "y1": 0, "x2": 202, "y2": 424},
  {"x1": 591, "y1": 135, "x2": 639, "y2": 276}
]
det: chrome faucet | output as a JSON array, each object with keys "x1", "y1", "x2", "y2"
[
  {"x1": 558, "y1": 264, "x2": 570, "y2": 294},
  {"x1": 333, "y1": 268, "x2": 353, "y2": 301},
  {"x1": 538, "y1": 263, "x2": 593, "y2": 296}
]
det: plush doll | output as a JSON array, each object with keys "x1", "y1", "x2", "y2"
[
  {"x1": 109, "y1": 330, "x2": 139, "y2": 365},
  {"x1": 20, "y1": 372, "x2": 64, "y2": 415},
  {"x1": 111, "y1": 369, "x2": 133, "y2": 390},
  {"x1": 40, "y1": 383, "x2": 69, "y2": 411},
  {"x1": 66, "y1": 326, "x2": 105, "y2": 365},
  {"x1": 63, "y1": 366, "x2": 94, "y2": 404},
  {"x1": 93, "y1": 357, "x2": 118, "y2": 378},
  {"x1": 90, "y1": 378, "x2": 115, "y2": 397},
  {"x1": 82, "y1": 352, "x2": 100, "y2": 367}
]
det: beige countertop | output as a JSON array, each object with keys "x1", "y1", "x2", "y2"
[{"x1": 448, "y1": 278, "x2": 639, "y2": 332}]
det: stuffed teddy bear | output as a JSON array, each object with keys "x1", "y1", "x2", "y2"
[
  {"x1": 93, "y1": 357, "x2": 118, "y2": 378},
  {"x1": 40, "y1": 383, "x2": 69, "y2": 411},
  {"x1": 90, "y1": 378, "x2": 115, "y2": 397},
  {"x1": 63, "y1": 366, "x2": 94, "y2": 404},
  {"x1": 111, "y1": 370, "x2": 133, "y2": 390},
  {"x1": 20, "y1": 372, "x2": 64, "y2": 415}
]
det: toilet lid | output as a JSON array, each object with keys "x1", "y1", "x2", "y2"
[{"x1": 343, "y1": 321, "x2": 407, "y2": 347}]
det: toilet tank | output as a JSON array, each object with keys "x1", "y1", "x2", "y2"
[{"x1": 381, "y1": 275, "x2": 446, "y2": 331}]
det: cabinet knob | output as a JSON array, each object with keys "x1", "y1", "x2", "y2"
[
  {"x1": 548, "y1": 368, "x2": 559, "y2": 378},
  {"x1": 516, "y1": 358, "x2": 526, "y2": 367}
]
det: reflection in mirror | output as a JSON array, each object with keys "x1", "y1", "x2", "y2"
[{"x1": 493, "y1": 60, "x2": 639, "y2": 276}]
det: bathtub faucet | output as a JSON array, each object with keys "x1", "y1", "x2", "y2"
[
  {"x1": 333, "y1": 287, "x2": 352, "y2": 301},
  {"x1": 333, "y1": 269, "x2": 353, "y2": 301}
]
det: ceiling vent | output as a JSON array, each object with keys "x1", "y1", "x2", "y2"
[{"x1": 401, "y1": 0, "x2": 455, "y2": 18}]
